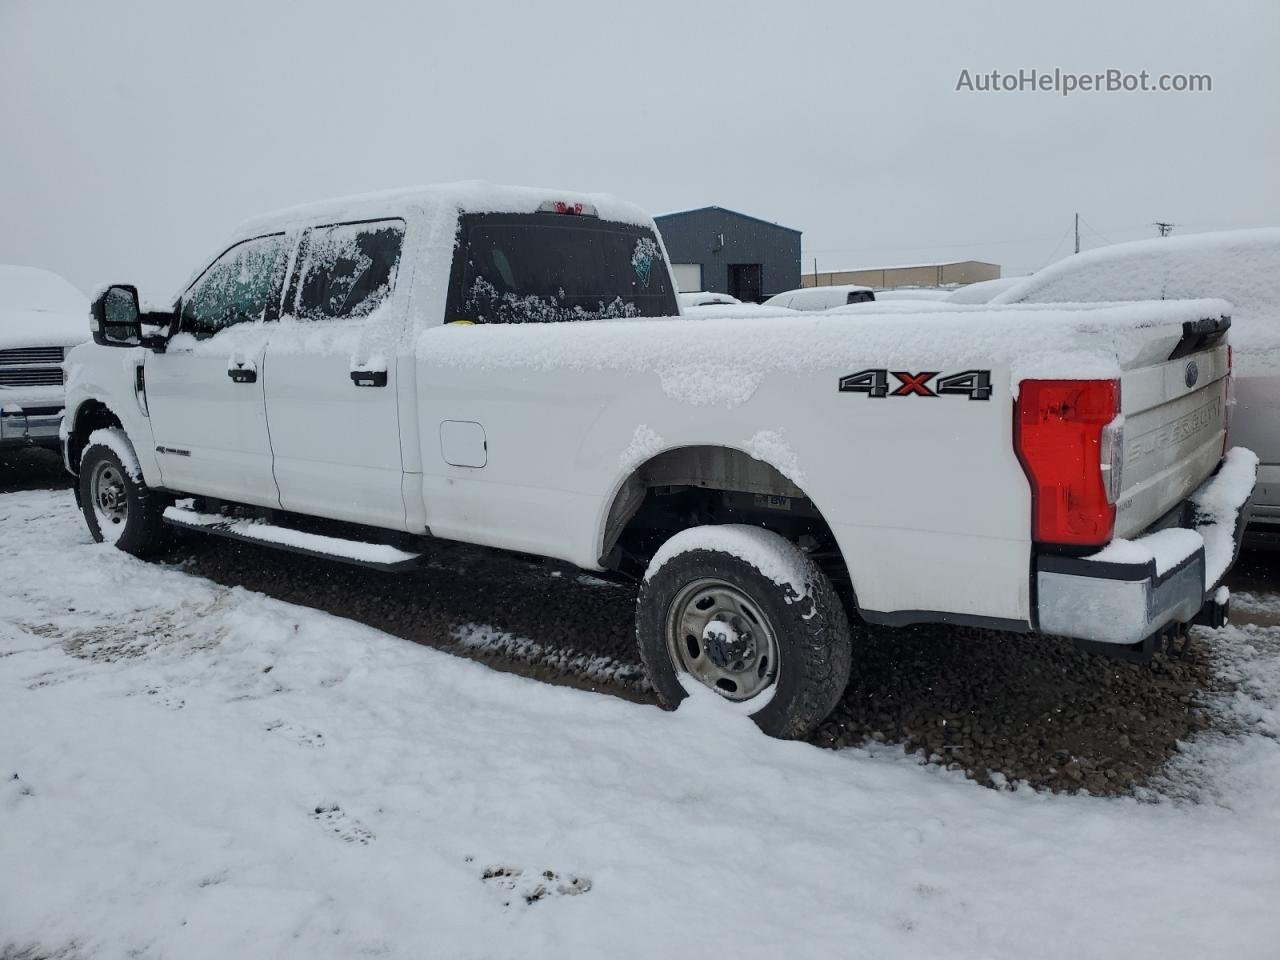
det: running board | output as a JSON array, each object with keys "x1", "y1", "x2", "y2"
[{"x1": 162, "y1": 505, "x2": 423, "y2": 571}]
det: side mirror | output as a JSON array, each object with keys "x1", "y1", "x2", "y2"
[{"x1": 91, "y1": 285, "x2": 142, "y2": 347}]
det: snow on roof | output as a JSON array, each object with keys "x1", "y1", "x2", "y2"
[
  {"x1": 0, "y1": 264, "x2": 90, "y2": 349},
  {"x1": 172, "y1": 181, "x2": 661, "y2": 302},
  {"x1": 233, "y1": 181, "x2": 655, "y2": 239},
  {"x1": 994, "y1": 227, "x2": 1280, "y2": 374}
]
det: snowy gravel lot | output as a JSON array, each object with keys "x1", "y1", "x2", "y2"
[{"x1": 3, "y1": 469, "x2": 1280, "y2": 959}]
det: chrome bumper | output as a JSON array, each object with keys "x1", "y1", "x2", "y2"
[
  {"x1": 1036, "y1": 448, "x2": 1257, "y2": 648},
  {"x1": 0, "y1": 406, "x2": 63, "y2": 448}
]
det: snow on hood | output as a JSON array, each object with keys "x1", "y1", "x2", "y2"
[
  {"x1": 420, "y1": 299, "x2": 1232, "y2": 408},
  {"x1": 993, "y1": 228, "x2": 1280, "y2": 375},
  {"x1": 0, "y1": 265, "x2": 90, "y2": 350}
]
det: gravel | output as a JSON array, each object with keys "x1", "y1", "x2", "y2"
[
  {"x1": 169, "y1": 531, "x2": 1252, "y2": 797},
  {"x1": 6, "y1": 457, "x2": 1272, "y2": 798},
  {"x1": 0, "y1": 448, "x2": 70, "y2": 492}
]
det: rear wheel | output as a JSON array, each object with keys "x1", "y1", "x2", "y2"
[
  {"x1": 636, "y1": 525, "x2": 852, "y2": 739},
  {"x1": 79, "y1": 436, "x2": 168, "y2": 557}
]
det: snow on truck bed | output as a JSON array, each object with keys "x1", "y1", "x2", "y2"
[
  {"x1": 5, "y1": 488, "x2": 1280, "y2": 959},
  {"x1": 420, "y1": 298, "x2": 1232, "y2": 406}
]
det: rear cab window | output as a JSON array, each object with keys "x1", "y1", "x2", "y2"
[{"x1": 444, "y1": 212, "x2": 676, "y2": 324}]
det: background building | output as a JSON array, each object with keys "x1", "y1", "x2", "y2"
[
  {"x1": 655, "y1": 207, "x2": 801, "y2": 301},
  {"x1": 802, "y1": 260, "x2": 1000, "y2": 290}
]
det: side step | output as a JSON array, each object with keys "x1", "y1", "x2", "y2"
[{"x1": 162, "y1": 505, "x2": 424, "y2": 571}]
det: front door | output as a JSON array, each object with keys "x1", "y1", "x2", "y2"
[
  {"x1": 728, "y1": 263, "x2": 763, "y2": 303},
  {"x1": 146, "y1": 233, "x2": 290, "y2": 506},
  {"x1": 264, "y1": 218, "x2": 408, "y2": 530}
]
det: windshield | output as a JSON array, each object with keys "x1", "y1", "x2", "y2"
[{"x1": 445, "y1": 213, "x2": 676, "y2": 323}]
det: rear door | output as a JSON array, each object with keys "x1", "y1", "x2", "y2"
[
  {"x1": 146, "y1": 232, "x2": 290, "y2": 505},
  {"x1": 263, "y1": 218, "x2": 408, "y2": 529}
]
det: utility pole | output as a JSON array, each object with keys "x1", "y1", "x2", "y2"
[
  {"x1": 1154, "y1": 221, "x2": 1176, "y2": 238},
  {"x1": 813, "y1": 257, "x2": 818, "y2": 287},
  {"x1": 1074, "y1": 212, "x2": 1080, "y2": 254}
]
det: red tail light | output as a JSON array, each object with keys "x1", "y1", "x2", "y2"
[{"x1": 1015, "y1": 379, "x2": 1120, "y2": 546}]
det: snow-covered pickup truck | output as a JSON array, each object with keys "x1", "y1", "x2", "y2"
[
  {"x1": 63, "y1": 183, "x2": 1257, "y2": 738},
  {"x1": 1, "y1": 265, "x2": 89, "y2": 450}
]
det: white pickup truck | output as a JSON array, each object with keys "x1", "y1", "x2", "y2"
[{"x1": 63, "y1": 183, "x2": 1257, "y2": 738}]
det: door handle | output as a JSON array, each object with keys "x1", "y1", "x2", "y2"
[
  {"x1": 350, "y1": 370, "x2": 388, "y2": 387},
  {"x1": 228, "y1": 367, "x2": 257, "y2": 383}
]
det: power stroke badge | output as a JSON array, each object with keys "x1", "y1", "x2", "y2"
[{"x1": 838, "y1": 369, "x2": 993, "y2": 400}]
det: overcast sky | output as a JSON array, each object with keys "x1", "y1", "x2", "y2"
[{"x1": 2, "y1": 0, "x2": 1277, "y2": 298}]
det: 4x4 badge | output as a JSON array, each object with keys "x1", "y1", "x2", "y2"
[{"x1": 839, "y1": 369, "x2": 992, "y2": 401}]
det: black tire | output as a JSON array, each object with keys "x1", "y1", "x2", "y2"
[
  {"x1": 636, "y1": 527, "x2": 852, "y2": 739},
  {"x1": 79, "y1": 437, "x2": 169, "y2": 557}
]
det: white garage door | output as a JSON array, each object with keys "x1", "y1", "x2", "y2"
[{"x1": 671, "y1": 263, "x2": 703, "y2": 293}]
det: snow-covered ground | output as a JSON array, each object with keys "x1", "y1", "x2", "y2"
[{"x1": 3, "y1": 488, "x2": 1280, "y2": 959}]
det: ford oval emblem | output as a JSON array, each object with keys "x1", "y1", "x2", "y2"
[{"x1": 1185, "y1": 360, "x2": 1199, "y2": 388}]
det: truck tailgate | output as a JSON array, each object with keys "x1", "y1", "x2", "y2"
[{"x1": 1115, "y1": 341, "x2": 1229, "y2": 538}]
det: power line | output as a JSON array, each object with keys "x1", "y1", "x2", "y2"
[
  {"x1": 1078, "y1": 215, "x2": 1113, "y2": 246},
  {"x1": 1038, "y1": 221, "x2": 1077, "y2": 270},
  {"x1": 1153, "y1": 221, "x2": 1176, "y2": 237}
]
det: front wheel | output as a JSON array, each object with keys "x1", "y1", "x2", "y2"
[
  {"x1": 79, "y1": 432, "x2": 169, "y2": 557},
  {"x1": 636, "y1": 525, "x2": 852, "y2": 739}
]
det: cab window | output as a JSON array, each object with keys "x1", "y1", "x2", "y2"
[
  {"x1": 293, "y1": 219, "x2": 405, "y2": 321},
  {"x1": 180, "y1": 233, "x2": 289, "y2": 339}
]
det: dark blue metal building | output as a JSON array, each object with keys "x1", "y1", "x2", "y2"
[{"x1": 654, "y1": 207, "x2": 802, "y2": 302}]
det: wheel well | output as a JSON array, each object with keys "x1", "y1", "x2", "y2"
[
  {"x1": 600, "y1": 445, "x2": 852, "y2": 603},
  {"x1": 66, "y1": 400, "x2": 122, "y2": 474}
]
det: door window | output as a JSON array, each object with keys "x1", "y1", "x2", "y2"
[
  {"x1": 180, "y1": 233, "x2": 289, "y2": 339},
  {"x1": 293, "y1": 220, "x2": 405, "y2": 320}
]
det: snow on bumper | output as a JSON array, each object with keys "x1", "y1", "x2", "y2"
[{"x1": 1036, "y1": 447, "x2": 1258, "y2": 647}]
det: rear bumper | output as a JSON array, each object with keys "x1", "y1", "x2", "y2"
[
  {"x1": 0, "y1": 406, "x2": 63, "y2": 449},
  {"x1": 1035, "y1": 447, "x2": 1257, "y2": 648},
  {"x1": 1247, "y1": 462, "x2": 1280, "y2": 528}
]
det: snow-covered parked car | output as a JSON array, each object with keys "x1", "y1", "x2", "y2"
[
  {"x1": 678, "y1": 291, "x2": 741, "y2": 309},
  {"x1": 945, "y1": 277, "x2": 1023, "y2": 304},
  {"x1": 994, "y1": 229, "x2": 1280, "y2": 541},
  {"x1": 678, "y1": 291, "x2": 798, "y2": 320},
  {"x1": 62, "y1": 183, "x2": 1257, "y2": 738},
  {"x1": 872, "y1": 288, "x2": 954, "y2": 302},
  {"x1": 763, "y1": 284, "x2": 875, "y2": 311},
  {"x1": 1, "y1": 265, "x2": 89, "y2": 450}
]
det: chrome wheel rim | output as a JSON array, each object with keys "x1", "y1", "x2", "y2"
[
  {"x1": 90, "y1": 460, "x2": 128, "y2": 540},
  {"x1": 664, "y1": 577, "x2": 780, "y2": 701}
]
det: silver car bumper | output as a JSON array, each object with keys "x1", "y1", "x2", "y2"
[
  {"x1": 1036, "y1": 449, "x2": 1256, "y2": 648},
  {"x1": 0, "y1": 406, "x2": 63, "y2": 448}
]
